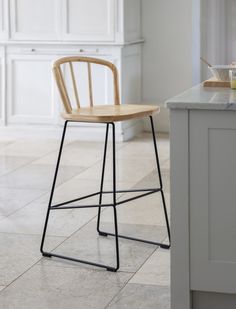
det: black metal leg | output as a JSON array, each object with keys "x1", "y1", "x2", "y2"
[
  {"x1": 98, "y1": 117, "x2": 171, "y2": 250},
  {"x1": 97, "y1": 123, "x2": 109, "y2": 235},
  {"x1": 41, "y1": 121, "x2": 120, "y2": 272},
  {"x1": 104, "y1": 122, "x2": 120, "y2": 271},
  {"x1": 40, "y1": 120, "x2": 68, "y2": 256},
  {"x1": 111, "y1": 122, "x2": 119, "y2": 271},
  {"x1": 150, "y1": 116, "x2": 171, "y2": 247}
]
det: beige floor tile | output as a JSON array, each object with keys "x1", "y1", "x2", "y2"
[
  {"x1": 41, "y1": 221, "x2": 166, "y2": 272},
  {"x1": 0, "y1": 286, "x2": 6, "y2": 292},
  {"x1": 32, "y1": 151, "x2": 101, "y2": 168},
  {"x1": 0, "y1": 188, "x2": 46, "y2": 216},
  {"x1": 0, "y1": 139, "x2": 60, "y2": 157},
  {"x1": 37, "y1": 177, "x2": 134, "y2": 205},
  {"x1": 0, "y1": 140, "x2": 15, "y2": 148},
  {"x1": 0, "y1": 156, "x2": 36, "y2": 176},
  {"x1": 0, "y1": 233, "x2": 65, "y2": 286},
  {"x1": 137, "y1": 168, "x2": 170, "y2": 194},
  {"x1": 31, "y1": 139, "x2": 125, "y2": 167},
  {"x1": 0, "y1": 201, "x2": 97, "y2": 237},
  {"x1": 107, "y1": 283, "x2": 170, "y2": 309},
  {"x1": 130, "y1": 248, "x2": 170, "y2": 286},
  {"x1": 0, "y1": 265, "x2": 132, "y2": 309},
  {"x1": 0, "y1": 164, "x2": 84, "y2": 190},
  {"x1": 100, "y1": 192, "x2": 170, "y2": 226},
  {"x1": 116, "y1": 138, "x2": 169, "y2": 163},
  {"x1": 74, "y1": 157, "x2": 156, "y2": 183},
  {"x1": 32, "y1": 141, "x2": 104, "y2": 167},
  {"x1": 162, "y1": 158, "x2": 170, "y2": 169}
]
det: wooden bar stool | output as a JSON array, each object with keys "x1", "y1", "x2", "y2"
[{"x1": 40, "y1": 56, "x2": 170, "y2": 272}]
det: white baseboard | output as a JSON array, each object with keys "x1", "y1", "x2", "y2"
[{"x1": 0, "y1": 120, "x2": 144, "y2": 141}]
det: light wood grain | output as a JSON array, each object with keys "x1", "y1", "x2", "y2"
[
  {"x1": 87, "y1": 62, "x2": 94, "y2": 107},
  {"x1": 203, "y1": 79, "x2": 230, "y2": 88},
  {"x1": 61, "y1": 104, "x2": 159, "y2": 122},
  {"x1": 53, "y1": 56, "x2": 159, "y2": 122},
  {"x1": 69, "y1": 62, "x2": 80, "y2": 108}
]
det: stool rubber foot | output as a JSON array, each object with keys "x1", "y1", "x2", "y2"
[
  {"x1": 42, "y1": 252, "x2": 52, "y2": 258},
  {"x1": 160, "y1": 244, "x2": 170, "y2": 249},
  {"x1": 106, "y1": 267, "x2": 117, "y2": 272},
  {"x1": 99, "y1": 231, "x2": 108, "y2": 237}
]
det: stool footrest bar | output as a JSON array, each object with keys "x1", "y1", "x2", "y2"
[
  {"x1": 51, "y1": 189, "x2": 161, "y2": 210},
  {"x1": 41, "y1": 251, "x2": 118, "y2": 272},
  {"x1": 99, "y1": 231, "x2": 170, "y2": 248},
  {"x1": 50, "y1": 203, "x2": 114, "y2": 210},
  {"x1": 102, "y1": 188, "x2": 161, "y2": 194},
  {"x1": 51, "y1": 191, "x2": 100, "y2": 208}
]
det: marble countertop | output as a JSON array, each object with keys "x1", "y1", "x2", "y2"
[{"x1": 166, "y1": 84, "x2": 236, "y2": 110}]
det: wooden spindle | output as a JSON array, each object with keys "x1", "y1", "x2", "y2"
[
  {"x1": 87, "y1": 62, "x2": 94, "y2": 107},
  {"x1": 55, "y1": 67, "x2": 72, "y2": 113},
  {"x1": 69, "y1": 62, "x2": 80, "y2": 108}
]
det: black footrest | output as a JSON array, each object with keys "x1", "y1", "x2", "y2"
[
  {"x1": 106, "y1": 267, "x2": 117, "y2": 272},
  {"x1": 99, "y1": 231, "x2": 108, "y2": 237},
  {"x1": 160, "y1": 244, "x2": 170, "y2": 249},
  {"x1": 42, "y1": 252, "x2": 52, "y2": 258}
]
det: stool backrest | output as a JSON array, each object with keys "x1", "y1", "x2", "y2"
[{"x1": 53, "y1": 56, "x2": 120, "y2": 113}]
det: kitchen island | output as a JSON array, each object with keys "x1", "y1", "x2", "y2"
[{"x1": 166, "y1": 84, "x2": 236, "y2": 309}]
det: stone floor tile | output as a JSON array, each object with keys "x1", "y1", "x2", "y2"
[
  {"x1": 0, "y1": 164, "x2": 84, "y2": 190},
  {"x1": 130, "y1": 248, "x2": 170, "y2": 286},
  {"x1": 100, "y1": 192, "x2": 170, "y2": 226},
  {"x1": 74, "y1": 157, "x2": 156, "y2": 184},
  {"x1": 0, "y1": 187, "x2": 46, "y2": 216},
  {"x1": 37, "y1": 177, "x2": 134, "y2": 205},
  {"x1": 0, "y1": 201, "x2": 97, "y2": 237},
  {"x1": 0, "y1": 265, "x2": 132, "y2": 309},
  {"x1": 106, "y1": 283, "x2": 170, "y2": 309},
  {"x1": 0, "y1": 139, "x2": 60, "y2": 157},
  {"x1": 137, "y1": 169, "x2": 170, "y2": 194},
  {"x1": 0, "y1": 156, "x2": 36, "y2": 176},
  {"x1": 40, "y1": 221, "x2": 166, "y2": 273},
  {"x1": 0, "y1": 233, "x2": 65, "y2": 286}
]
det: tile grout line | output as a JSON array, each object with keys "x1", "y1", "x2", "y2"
[
  {"x1": 103, "y1": 246, "x2": 162, "y2": 309},
  {"x1": 0, "y1": 139, "x2": 68, "y2": 178},
  {"x1": 0, "y1": 189, "x2": 48, "y2": 219}
]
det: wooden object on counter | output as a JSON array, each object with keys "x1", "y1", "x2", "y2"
[{"x1": 203, "y1": 79, "x2": 230, "y2": 88}]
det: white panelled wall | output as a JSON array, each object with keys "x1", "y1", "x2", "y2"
[
  {"x1": 0, "y1": 0, "x2": 143, "y2": 141},
  {"x1": 141, "y1": 0, "x2": 197, "y2": 133}
]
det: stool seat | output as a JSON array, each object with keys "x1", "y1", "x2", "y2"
[{"x1": 62, "y1": 104, "x2": 159, "y2": 122}]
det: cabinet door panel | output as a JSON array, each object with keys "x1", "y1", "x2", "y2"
[
  {"x1": 0, "y1": 50, "x2": 4, "y2": 123},
  {"x1": 62, "y1": 0, "x2": 115, "y2": 42},
  {"x1": 10, "y1": 0, "x2": 59, "y2": 40},
  {"x1": 190, "y1": 110, "x2": 236, "y2": 294},
  {"x1": 0, "y1": 0, "x2": 8, "y2": 39},
  {"x1": 7, "y1": 55, "x2": 58, "y2": 124}
]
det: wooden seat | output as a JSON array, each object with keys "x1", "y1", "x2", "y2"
[
  {"x1": 40, "y1": 56, "x2": 170, "y2": 272},
  {"x1": 62, "y1": 104, "x2": 159, "y2": 122}
]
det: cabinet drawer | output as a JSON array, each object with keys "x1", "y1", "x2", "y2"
[{"x1": 7, "y1": 54, "x2": 59, "y2": 124}]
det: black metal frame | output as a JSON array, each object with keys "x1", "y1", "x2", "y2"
[{"x1": 40, "y1": 116, "x2": 171, "y2": 272}]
